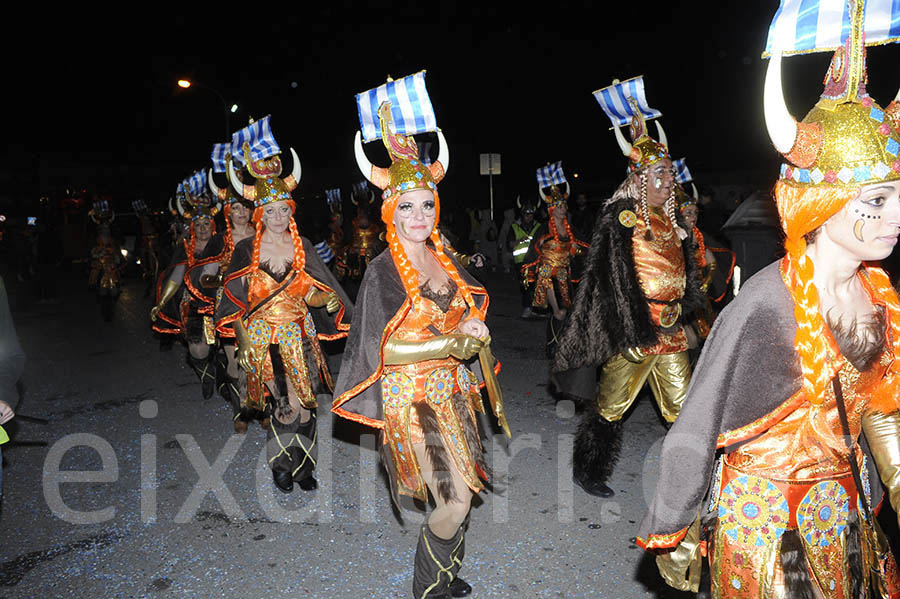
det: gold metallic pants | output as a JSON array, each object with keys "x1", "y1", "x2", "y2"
[{"x1": 596, "y1": 351, "x2": 691, "y2": 423}]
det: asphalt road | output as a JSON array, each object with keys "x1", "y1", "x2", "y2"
[{"x1": 0, "y1": 266, "x2": 699, "y2": 599}]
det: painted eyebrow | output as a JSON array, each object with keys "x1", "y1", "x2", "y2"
[{"x1": 863, "y1": 186, "x2": 893, "y2": 193}]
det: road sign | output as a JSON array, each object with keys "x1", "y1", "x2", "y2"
[{"x1": 479, "y1": 153, "x2": 501, "y2": 175}]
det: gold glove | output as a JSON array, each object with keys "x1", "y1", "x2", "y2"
[
  {"x1": 384, "y1": 334, "x2": 484, "y2": 366},
  {"x1": 622, "y1": 346, "x2": 646, "y2": 364},
  {"x1": 151, "y1": 279, "x2": 180, "y2": 321},
  {"x1": 233, "y1": 319, "x2": 254, "y2": 374},
  {"x1": 306, "y1": 288, "x2": 340, "y2": 313},
  {"x1": 655, "y1": 517, "x2": 702, "y2": 593},
  {"x1": 862, "y1": 410, "x2": 900, "y2": 522}
]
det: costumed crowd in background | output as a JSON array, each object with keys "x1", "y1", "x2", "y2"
[{"x1": 6, "y1": 1, "x2": 893, "y2": 596}]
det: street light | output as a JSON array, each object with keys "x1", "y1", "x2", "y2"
[{"x1": 176, "y1": 78, "x2": 232, "y2": 140}]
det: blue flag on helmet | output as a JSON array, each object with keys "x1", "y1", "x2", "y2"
[
  {"x1": 593, "y1": 76, "x2": 662, "y2": 129},
  {"x1": 325, "y1": 188, "x2": 341, "y2": 207},
  {"x1": 356, "y1": 71, "x2": 438, "y2": 144},
  {"x1": 763, "y1": 0, "x2": 900, "y2": 57},
  {"x1": 673, "y1": 158, "x2": 693, "y2": 184},
  {"x1": 210, "y1": 143, "x2": 231, "y2": 173},
  {"x1": 231, "y1": 115, "x2": 281, "y2": 165},
  {"x1": 536, "y1": 161, "x2": 567, "y2": 188},
  {"x1": 187, "y1": 170, "x2": 207, "y2": 197}
]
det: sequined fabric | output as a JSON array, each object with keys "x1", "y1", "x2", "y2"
[
  {"x1": 632, "y1": 208, "x2": 687, "y2": 354},
  {"x1": 707, "y1": 320, "x2": 898, "y2": 597},
  {"x1": 531, "y1": 238, "x2": 575, "y2": 309},
  {"x1": 381, "y1": 284, "x2": 486, "y2": 501},
  {"x1": 243, "y1": 269, "x2": 332, "y2": 412}
]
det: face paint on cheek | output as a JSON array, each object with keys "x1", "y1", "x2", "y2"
[
  {"x1": 854, "y1": 219, "x2": 866, "y2": 242},
  {"x1": 654, "y1": 179, "x2": 662, "y2": 189}
]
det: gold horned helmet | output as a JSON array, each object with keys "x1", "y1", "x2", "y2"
[
  {"x1": 175, "y1": 183, "x2": 220, "y2": 222},
  {"x1": 354, "y1": 101, "x2": 449, "y2": 202},
  {"x1": 207, "y1": 156, "x2": 244, "y2": 206},
  {"x1": 538, "y1": 181, "x2": 570, "y2": 209},
  {"x1": 227, "y1": 144, "x2": 302, "y2": 207},
  {"x1": 613, "y1": 96, "x2": 671, "y2": 173},
  {"x1": 764, "y1": 0, "x2": 900, "y2": 188}
]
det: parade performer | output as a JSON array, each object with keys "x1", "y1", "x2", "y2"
[
  {"x1": 677, "y1": 183, "x2": 735, "y2": 351},
  {"x1": 333, "y1": 101, "x2": 508, "y2": 599},
  {"x1": 335, "y1": 180, "x2": 386, "y2": 298},
  {"x1": 507, "y1": 196, "x2": 542, "y2": 319},
  {"x1": 132, "y1": 199, "x2": 160, "y2": 297},
  {"x1": 151, "y1": 185, "x2": 226, "y2": 399},
  {"x1": 88, "y1": 200, "x2": 124, "y2": 321},
  {"x1": 521, "y1": 176, "x2": 589, "y2": 356},
  {"x1": 216, "y1": 141, "x2": 351, "y2": 493},
  {"x1": 552, "y1": 90, "x2": 703, "y2": 498},
  {"x1": 208, "y1": 161, "x2": 257, "y2": 431},
  {"x1": 638, "y1": 3, "x2": 900, "y2": 595}
]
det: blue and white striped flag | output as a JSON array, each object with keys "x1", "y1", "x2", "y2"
[
  {"x1": 352, "y1": 181, "x2": 369, "y2": 198},
  {"x1": 536, "y1": 162, "x2": 567, "y2": 188},
  {"x1": 763, "y1": 0, "x2": 900, "y2": 57},
  {"x1": 210, "y1": 143, "x2": 231, "y2": 173},
  {"x1": 314, "y1": 240, "x2": 335, "y2": 265},
  {"x1": 187, "y1": 170, "x2": 207, "y2": 197},
  {"x1": 231, "y1": 115, "x2": 281, "y2": 165},
  {"x1": 356, "y1": 71, "x2": 437, "y2": 143},
  {"x1": 593, "y1": 76, "x2": 662, "y2": 129},
  {"x1": 674, "y1": 158, "x2": 693, "y2": 184},
  {"x1": 325, "y1": 188, "x2": 341, "y2": 206}
]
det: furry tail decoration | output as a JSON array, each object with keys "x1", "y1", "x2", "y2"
[
  {"x1": 779, "y1": 529, "x2": 817, "y2": 599},
  {"x1": 572, "y1": 414, "x2": 622, "y2": 496}
]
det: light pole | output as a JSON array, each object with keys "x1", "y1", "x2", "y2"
[{"x1": 176, "y1": 79, "x2": 236, "y2": 140}]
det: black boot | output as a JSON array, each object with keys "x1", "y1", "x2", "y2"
[
  {"x1": 293, "y1": 412, "x2": 318, "y2": 491},
  {"x1": 188, "y1": 352, "x2": 216, "y2": 399},
  {"x1": 412, "y1": 523, "x2": 465, "y2": 599},
  {"x1": 572, "y1": 415, "x2": 622, "y2": 498},
  {"x1": 267, "y1": 409, "x2": 318, "y2": 493}
]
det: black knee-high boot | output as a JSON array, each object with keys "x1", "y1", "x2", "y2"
[
  {"x1": 267, "y1": 410, "x2": 318, "y2": 493},
  {"x1": 572, "y1": 414, "x2": 622, "y2": 498},
  {"x1": 188, "y1": 349, "x2": 216, "y2": 399},
  {"x1": 412, "y1": 523, "x2": 465, "y2": 599}
]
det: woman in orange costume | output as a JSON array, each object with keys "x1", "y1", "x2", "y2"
[
  {"x1": 333, "y1": 102, "x2": 507, "y2": 599},
  {"x1": 638, "y1": 5, "x2": 900, "y2": 597},
  {"x1": 216, "y1": 142, "x2": 351, "y2": 494}
]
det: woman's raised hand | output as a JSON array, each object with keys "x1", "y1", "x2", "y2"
[{"x1": 458, "y1": 318, "x2": 489, "y2": 340}]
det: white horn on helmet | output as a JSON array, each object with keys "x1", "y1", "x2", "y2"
[
  {"x1": 613, "y1": 123, "x2": 633, "y2": 158},
  {"x1": 763, "y1": 47, "x2": 799, "y2": 154}
]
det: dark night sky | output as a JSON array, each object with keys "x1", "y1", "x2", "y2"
[{"x1": 5, "y1": 4, "x2": 900, "y2": 211}]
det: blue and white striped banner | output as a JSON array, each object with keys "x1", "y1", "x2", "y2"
[
  {"x1": 356, "y1": 71, "x2": 437, "y2": 143},
  {"x1": 210, "y1": 143, "x2": 231, "y2": 173},
  {"x1": 592, "y1": 76, "x2": 662, "y2": 129},
  {"x1": 674, "y1": 158, "x2": 693, "y2": 184},
  {"x1": 763, "y1": 0, "x2": 900, "y2": 56},
  {"x1": 187, "y1": 170, "x2": 207, "y2": 197},
  {"x1": 325, "y1": 188, "x2": 341, "y2": 206},
  {"x1": 231, "y1": 115, "x2": 281, "y2": 165},
  {"x1": 352, "y1": 181, "x2": 369, "y2": 198},
  {"x1": 536, "y1": 162, "x2": 567, "y2": 188},
  {"x1": 314, "y1": 240, "x2": 335, "y2": 265}
]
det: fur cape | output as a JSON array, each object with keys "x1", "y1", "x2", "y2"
[{"x1": 550, "y1": 196, "x2": 704, "y2": 397}]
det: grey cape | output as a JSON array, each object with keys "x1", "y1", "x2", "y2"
[
  {"x1": 636, "y1": 260, "x2": 886, "y2": 549},
  {"x1": 215, "y1": 235, "x2": 353, "y2": 342},
  {"x1": 331, "y1": 248, "x2": 490, "y2": 430}
]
